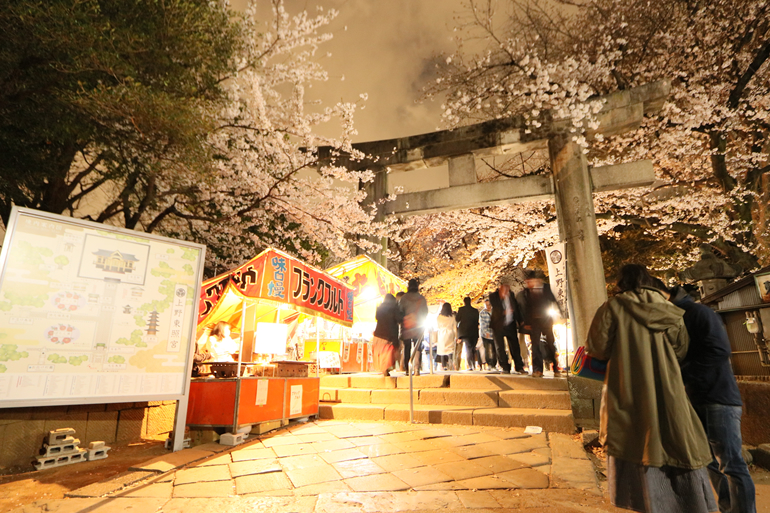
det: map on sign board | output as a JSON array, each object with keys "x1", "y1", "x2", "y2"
[{"x1": 0, "y1": 207, "x2": 205, "y2": 407}]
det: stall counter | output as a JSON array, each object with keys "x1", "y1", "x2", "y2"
[{"x1": 186, "y1": 376, "x2": 319, "y2": 431}]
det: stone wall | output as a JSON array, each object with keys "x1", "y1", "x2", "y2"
[
  {"x1": 738, "y1": 381, "x2": 770, "y2": 446},
  {"x1": 0, "y1": 400, "x2": 177, "y2": 474}
]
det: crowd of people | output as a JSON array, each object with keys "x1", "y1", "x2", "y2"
[
  {"x1": 371, "y1": 269, "x2": 563, "y2": 378},
  {"x1": 371, "y1": 264, "x2": 756, "y2": 513}
]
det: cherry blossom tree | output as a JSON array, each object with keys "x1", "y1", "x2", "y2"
[
  {"x1": 1, "y1": 0, "x2": 378, "y2": 274},
  {"x1": 416, "y1": 0, "x2": 770, "y2": 279}
]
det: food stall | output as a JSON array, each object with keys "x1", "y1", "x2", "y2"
[
  {"x1": 186, "y1": 248, "x2": 354, "y2": 433},
  {"x1": 326, "y1": 255, "x2": 406, "y2": 373}
]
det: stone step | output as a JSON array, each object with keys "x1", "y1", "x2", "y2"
[
  {"x1": 449, "y1": 373, "x2": 568, "y2": 391},
  {"x1": 320, "y1": 374, "x2": 449, "y2": 390},
  {"x1": 318, "y1": 402, "x2": 576, "y2": 434},
  {"x1": 320, "y1": 387, "x2": 571, "y2": 410}
]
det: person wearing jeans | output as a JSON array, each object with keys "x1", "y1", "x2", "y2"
[{"x1": 668, "y1": 284, "x2": 755, "y2": 513}]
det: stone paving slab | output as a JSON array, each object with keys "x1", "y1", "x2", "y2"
[
  {"x1": 392, "y1": 466, "x2": 453, "y2": 488},
  {"x1": 345, "y1": 473, "x2": 410, "y2": 492},
  {"x1": 129, "y1": 448, "x2": 214, "y2": 473},
  {"x1": 234, "y1": 472, "x2": 291, "y2": 494},
  {"x1": 332, "y1": 457, "x2": 386, "y2": 478},
  {"x1": 228, "y1": 458, "x2": 281, "y2": 477},
  {"x1": 285, "y1": 464, "x2": 342, "y2": 487},
  {"x1": 196, "y1": 452, "x2": 233, "y2": 466},
  {"x1": 13, "y1": 418, "x2": 614, "y2": 513},
  {"x1": 173, "y1": 480, "x2": 235, "y2": 498},
  {"x1": 229, "y1": 446, "x2": 276, "y2": 462},
  {"x1": 176, "y1": 464, "x2": 232, "y2": 484}
]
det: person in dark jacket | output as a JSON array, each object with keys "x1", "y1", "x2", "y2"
[
  {"x1": 517, "y1": 270, "x2": 561, "y2": 377},
  {"x1": 668, "y1": 284, "x2": 755, "y2": 513},
  {"x1": 455, "y1": 297, "x2": 480, "y2": 371},
  {"x1": 398, "y1": 279, "x2": 428, "y2": 376},
  {"x1": 372, "y1": 293, "x2": 402, "y2": 376},
  {"x1": 488, "y1": 278, "x2": 525, "y2": 374}
]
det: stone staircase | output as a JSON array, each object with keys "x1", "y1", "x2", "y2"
[{"x1": 318, "y1": 373, "x2": 576, "y2": 434}]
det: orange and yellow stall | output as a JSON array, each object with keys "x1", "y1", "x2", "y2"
[
  {"x1": 326, "y1": 255, "x2": 406, "y2": 373},
  {"x1": 186, "y1": 248, "x2": 354, "y2": 433}
]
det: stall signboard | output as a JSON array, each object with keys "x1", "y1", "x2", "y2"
[
  {"x1": 198, "y1": 248, "x2": 354, "y2": 328},
  {"x1": 0, "y1": 207, "x2": 206, "y2": 407}
]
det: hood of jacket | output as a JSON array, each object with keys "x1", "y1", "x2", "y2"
[{"x1": 614, "y1": 287, "x2": 685, "y2": 333}]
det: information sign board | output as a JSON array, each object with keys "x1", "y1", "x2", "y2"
[{"x1": 0, "y1": 207, "x2": 206, "y2": 407}]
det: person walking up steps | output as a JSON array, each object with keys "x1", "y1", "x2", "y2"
[
  {"x1": 517, "y1": 269, "x2": 561, "y2": 377},
  {"x1": 479, "y1": 298, "x2": 497, "y2": 371},
  {"x1": 455, "y1": 296, "x2": 480, "y2": 371},
  {"x1": 436, "y1": 302, "x2": 456, "y2": 371},
  {"x1": 398, "y1": 278, "x2": 428, "y2": 376},
  {"x1": 488, "y1": 277, "x2": 525, "y2": 374}
]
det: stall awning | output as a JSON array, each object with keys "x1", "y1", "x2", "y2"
[
  {"x1": 326, "y1": 255, "x2": 406, "y2": 324},
  {"x1": 198, "y1": 248, "x2": 355, "y2": 329}
]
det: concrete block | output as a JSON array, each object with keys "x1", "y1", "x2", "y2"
[
  {"x1": 371, "y1": 389, "x2": 418, "y2": 404},
  {"x1": 33, "y1": 448, "x2": 87, "y2": 470},
  {"x1": 219, "y1": 432, "x2": 246, "y2": 446},
  {"x1": 89, "y1": 441, "x2": 105, "y2": 450},
  {"x1": 44, "y1": 413, "x2": 88, "y2": 443},
  {"x1": 498, "y1": 390, "x2": 571, "y2": 410},
  {"x1": 86, "y1": 445, "x2": 111, "y2": 461},
  {"x1": 41, "y1": 440, "x2": 81, "y2": 457},
  {"x1": 85, "y1": 410, "x2": 118, "y2": 444},
  {"x1": 47, "y1": 428, "x2": 77, "y2": 445},
  {"x1": 419, "y1": 389, "x2": 499, "y2": 407}
]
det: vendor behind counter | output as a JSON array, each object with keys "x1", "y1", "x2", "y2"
[{"x1": 193, "y1": 321, "x2": 240, "y2": 376}]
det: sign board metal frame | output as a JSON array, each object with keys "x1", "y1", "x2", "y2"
[{"x1": 0, "y1": 207, "x2": 205, "y2": 423}]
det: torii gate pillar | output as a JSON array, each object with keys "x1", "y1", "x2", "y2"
[{"x1": 548, "y1": 133, "x2": 608, "y2": 345}]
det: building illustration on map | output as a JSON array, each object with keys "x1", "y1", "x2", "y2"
[{"x1": 91, "y1": 249, "x2": 139, "y2": 274}]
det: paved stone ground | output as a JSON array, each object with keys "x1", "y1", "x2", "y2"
[{"x1": 10, "y1": 419, "x2": 630, "y2": 512}]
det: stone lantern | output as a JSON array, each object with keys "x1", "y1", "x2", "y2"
[{"x1": 680, "y1": 244, "x2": 743, "y2": 297}]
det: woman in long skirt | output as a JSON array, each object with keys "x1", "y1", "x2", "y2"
[
  {"x1": 586, "y1": 264, "x2": 717, "y2": 513},
  {"x1": 372, "y1": 294, "x2": 401, "y2": 376}
]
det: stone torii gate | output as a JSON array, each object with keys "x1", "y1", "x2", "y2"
[{"x1": 319, "y1": 80, "x2": 670, "y2": 426}]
